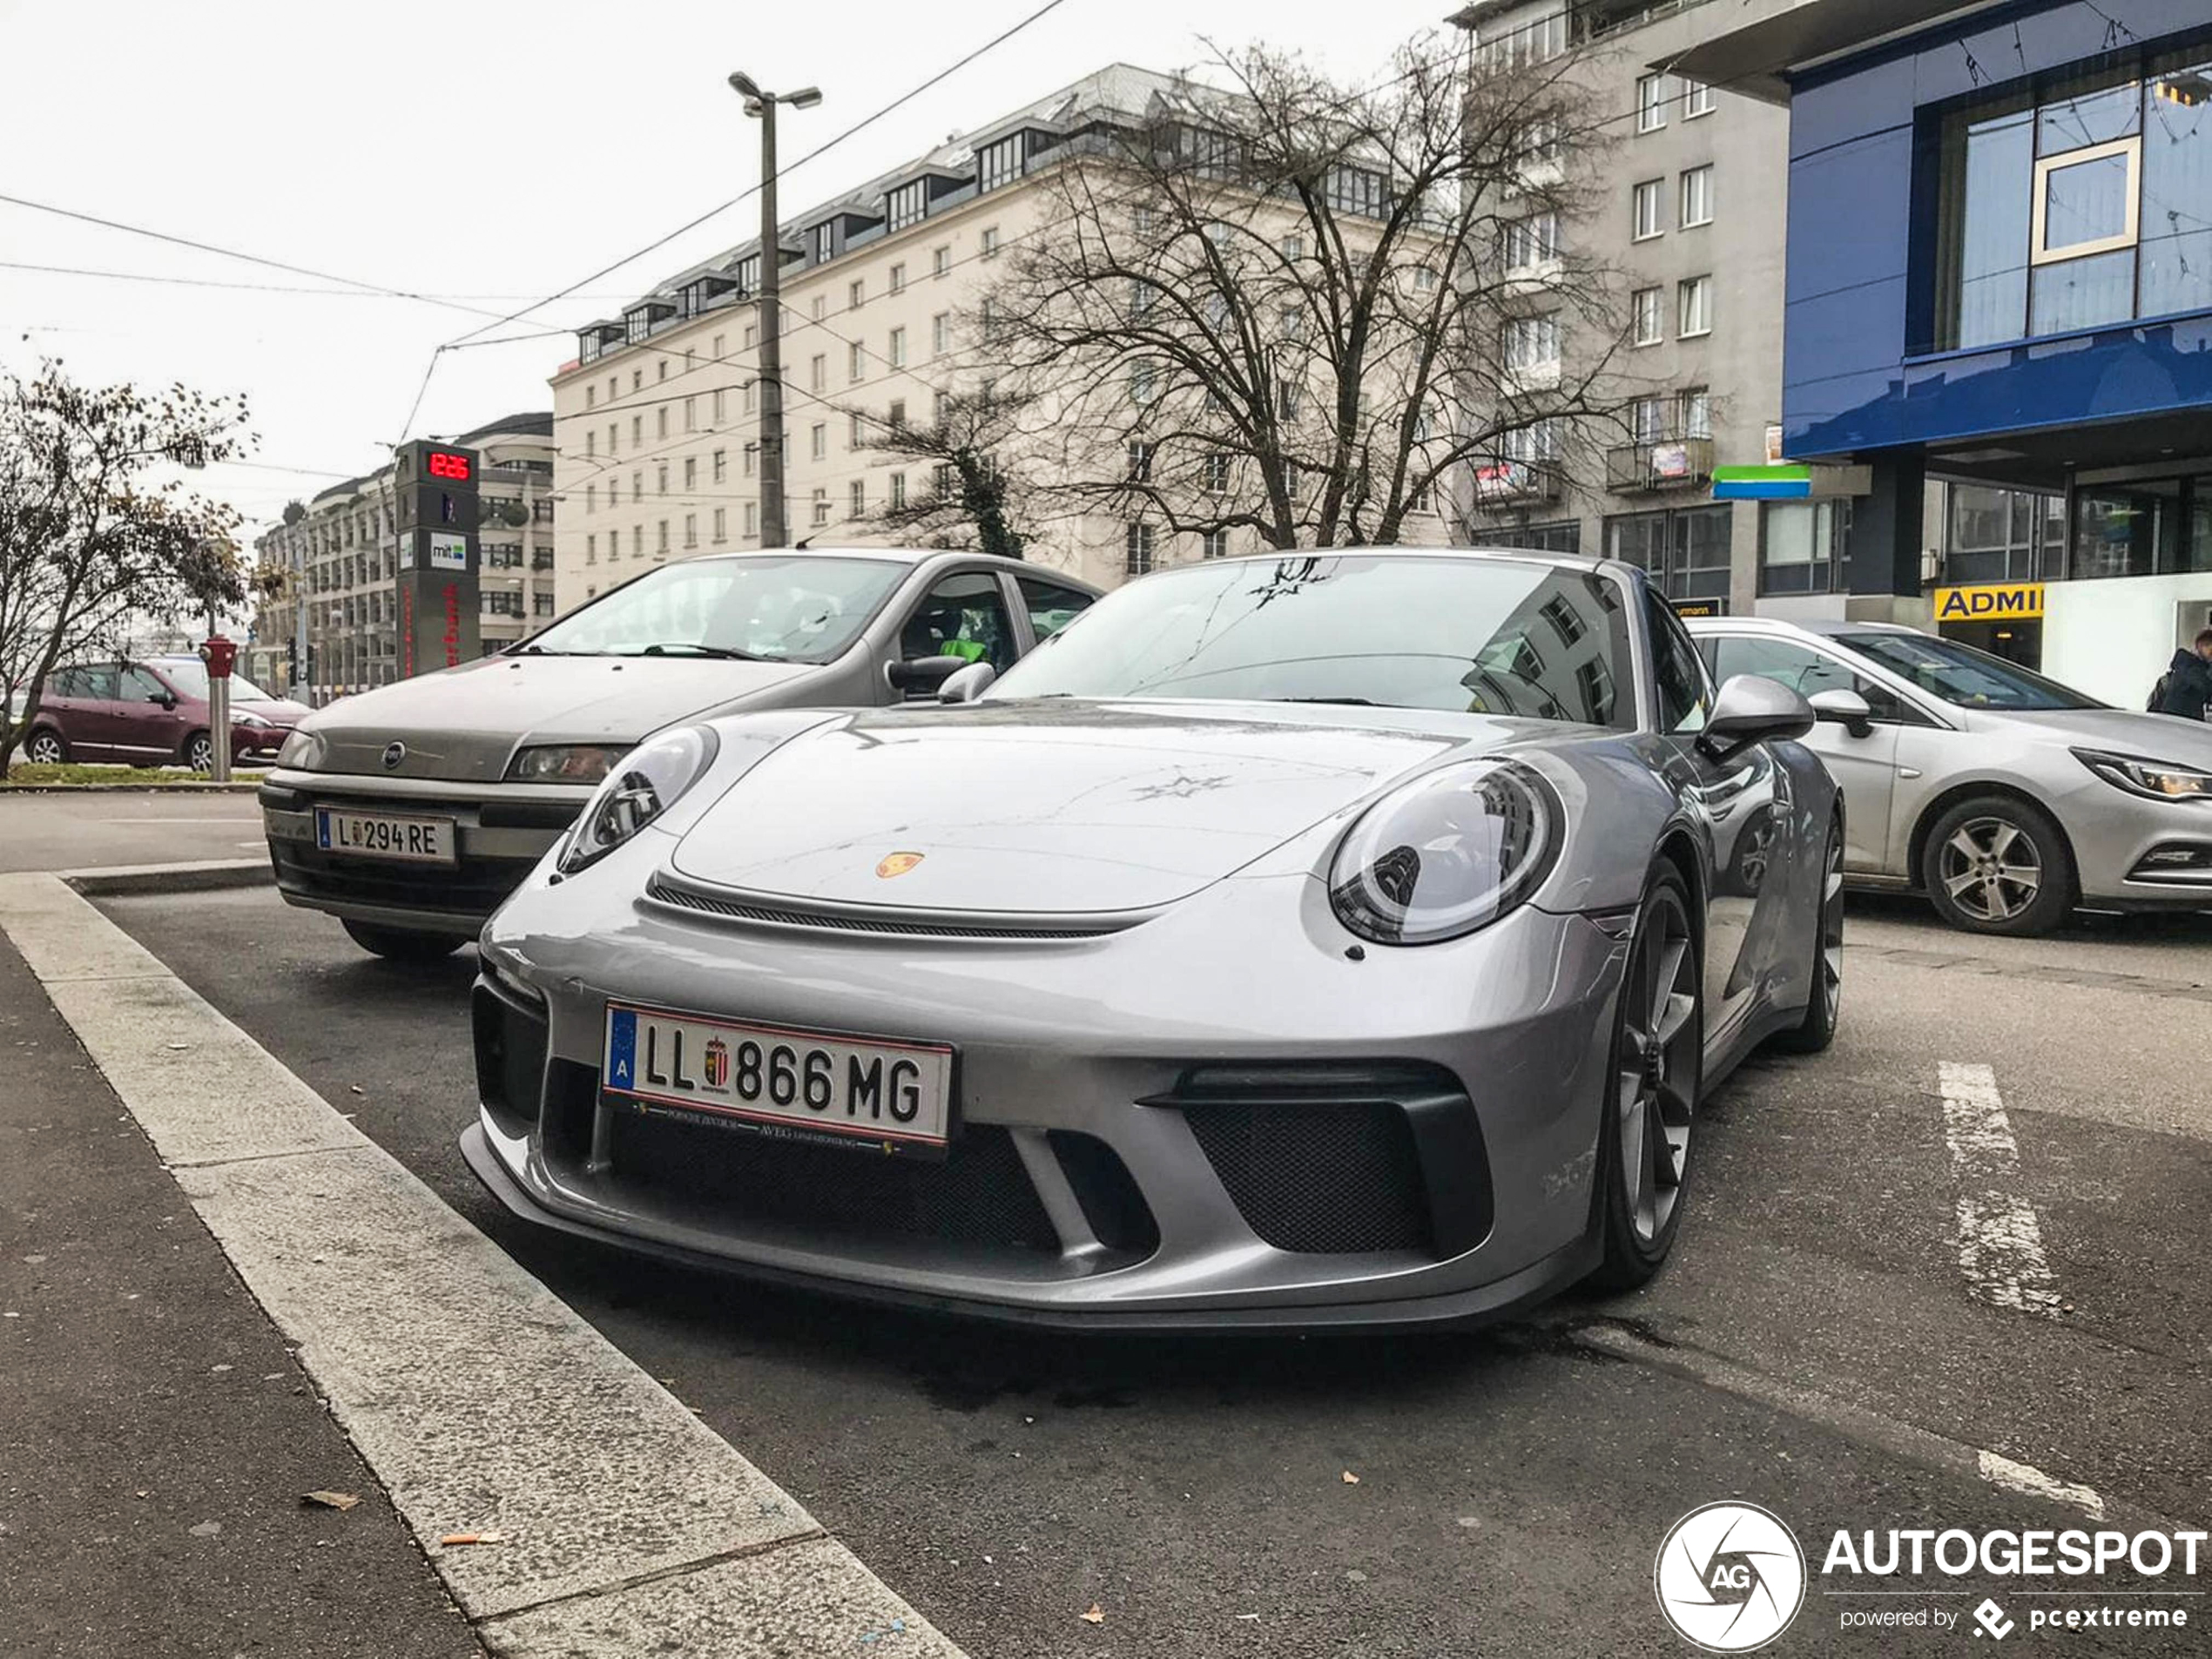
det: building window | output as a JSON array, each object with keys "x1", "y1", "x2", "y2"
[
  {"x1": 932, "y1": 313, "x2": 950, "y2": 356},
  {"x1": 811, "y1": 295, "x2": 826, "y2": 323},
  {"x1": 712, "y1": 448, "x2": 727, "y2": 483},
  {"x1": 1478, "y1": 12, "x2": 1565, "y2": 70},
  {"x1": 1278, "y1": 381, "x2": 1301, "y2": 420},
  {"x1": 888, "y1": 262, "x2": 906, "y2": 296},
  {"x1": 711, "y1": 333, "x2": 725, "y2": 359},
  {"x1": 679, "y1": 395, "x2": 693, "y2": 431},
  {"x1": 632, "y1": 526, "x2": 644, "y2": 557},
  {"x1": 585, "y1": 428, "x2": 596, "y2": 459},
  {"x1": 1680, "y1": 165, "x2": 1714, "y2": 229},
  {"x1": 631, "y1": 415, "x2": 643, "y2": 446},
  {"x1": 1502, "y1": 212, "x2": 1560, "y2": 270},
  {"x1": 584, "y1": 483, "x2": 597, "y2": 515},
  {"x1": 848, "y1": 279, "x2": 865, "y2": 312},
  {"x1": 1631, "y1": 395, "x2": 1669, "y2": 444},
  {"x1": 980, "y1": 226, "x2": 1000, "y2": 260},
  {"x1": 1633, "y1": 179, "x2": 1664, "y2": 240},
  {"x1": 847, "y1": 412, "x2": 864, "y2": 448},
  {"x1": 742, "y1": 444, "x2": 756, "y2": 479},
  {"x1": 743, "y1": 324, "x2": 757, "y2": 349},
  {"x1": 657, "y1": 463, "x2": 669, "y2": 496},
  {"x1": 1683, "y1": 78, "x2": 1716, "y2": 118},
  {"x1": 810, "y1": 354, "x2": 826, "y2": 393},
  {"x1": 631, "y1": 470, "x2": 643, "y2": 502},
  {"x1": 584, "y1": 385, "x2": 597, "y2": 410},
  {"x1": 889, "y1": 327, "x2": 907, "y2": 368},
  {"x1": 1204, "y1": 452, "x2": 1231, "y2": 492},
  {"x1": 1202, "y1": 529, "x2": 1229, "y2": 559},
  {"x1": 1678, "y1": 275, "x2": 1713, "y2": 338},
  {"x1": 1632, "y1": 287, "x2": 1663, "y2": 346},
  {"x1": 1606, "y1": 505, "x2": 1732, "y2": 600},
  {"x1": 849, "y1": 480, "x2": 866, "y2": 519},
  {"x1": 657, "y1": 520, "x2": 669, "y2": 553},
  {"x1": 1128, "y1": 440, "x2": 1154, "y2": 482},
  {"x1": 1325, "y1": 165, "x2": 1384, "y2": 217},
  {"x1": 848, "y1": 343, "x2": 865, "y2": 383},
  {"x1": 886, "y1": 179, "x2": 927, "y2": 232},
  {"x1": 684, "y1": 513, "x2": 698, "y2": 550},
  {"x1": 712, "y1": 507, "x2": 727, "y2": 544},
  {"x1": 1637, "y1": 74, "x2": 1670, "y2": 133},
  {"x1": 810, "y1": 422, "x2": 826, "y2": 462},
  {"x1": 1945, "y1": 484, "x2": 2066, "y2": 584},
  {"x1": 585, "y1": 533, "x2": 596, "y2": 563},
  {"x1": 933, "y1": 245, "x2": 951, "y2": 278},
  {"x1": 889, "y1": 472, "x2": 907, "y2": 509},
  {"x1": 744, "y1": 381, "x2": 757, "y2": 415},
  {"x1": 1503, "y1": 314, "x2": 1561, "y2": 371},
  {"x1": 1124, "y1": 522, "x2": 1155, "y2": 575},
  {"x1": 658, "y1": 360, "x2": 669, "y2": 381},
  {"x1": 1678, "y1": 387, "x2": 1710, "y2": 439},
  {"x1": 656, "y1": 408, "x2": 669, "y2": 439},
  {"x1": 979, "y1": 133, "x2": 1022, "y2": 193},
  {"x1": 813, "y1": 223, "x2": 835, "y2": 263},
  {"x1": 1759, "y1": 499, "x2": 1850, "y2": 595},
  {"x1": 812, "y1": 488, "x2": 830, "y2": 528},
  {"x1": 744, "y1": 502, "x2": 758, "y2": 537},
  {"x1": 887, "y1": 398, "x2": 907, "y2": 428}
]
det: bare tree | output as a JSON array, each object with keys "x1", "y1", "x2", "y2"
[
  {"x1": 0, "y1": 363, "x2": 251, "y2": 772},
  {"x1": 847, "y1": 388, "x2": 1037, "y2": 560},
  {"x1": 981, "y1": 35, "x2": 1624, "y2": 554}
]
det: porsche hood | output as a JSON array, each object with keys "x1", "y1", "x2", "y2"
[{"x1": 669, "y1": 701, "x2": 1553, "y2": 914}]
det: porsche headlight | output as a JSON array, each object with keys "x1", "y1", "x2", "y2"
[
  {"x1": 2074, "y1": 749, "x2": 2212, "y2": 802},
  {"x1": 507, "y1": 743, "x2": 631, "y2": 786},
  {"x1": 1328, "y1": 759, "x2": 1561, "y2": 946},
  {"x1": 557, "y1": 726, "x2": 718, "y2": 874},
  {"x1": 276, "y1": 728, "x2": 326, "y2": 770}
]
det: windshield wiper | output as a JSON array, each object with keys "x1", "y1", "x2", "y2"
[{"x1": 634, "y1": 643, "x2": 769, "y2": 663}]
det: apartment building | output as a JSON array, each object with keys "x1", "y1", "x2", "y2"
[
  {"x1": 550, "y1": 64, "x2": 1450, "y2": 613},
  {"x1": 252, "y1": 413, "x2": 556, "y2": 702}
]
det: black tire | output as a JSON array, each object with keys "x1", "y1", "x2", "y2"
[
  {"x1": 341, "y1": 921, "x2": 467, "y2": 962},
  {"x1": 24, "y1": 727, "x2": 67, "y2": 765},
  {"x1": 1588, "y1": 865, "x2": 1703, "y2": 1292},
  {"x1": 1920, "y1": 794, "x2": 2074, "y2": 937},
  {"x1": 182, "y1": 729, "x2": 214, "y2": 772},
  {"x1": 1768, "y1": 815, "x2": 1844, "y2": 1055}
]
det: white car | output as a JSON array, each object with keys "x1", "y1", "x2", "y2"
[{"x1": 1686, "y1": 617, "x2": 2212, "y2": 935}]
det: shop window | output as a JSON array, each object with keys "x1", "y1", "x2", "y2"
[
  {"x1": 1758, "y1": 499, "x2": 1849, "y2": 596},
  {"x1": 1606, "y1": 505, "x2": 1732, "y2": 602},
  {"x1": 1941, "y1": 484, "x2": 2063, "y2": 586}
]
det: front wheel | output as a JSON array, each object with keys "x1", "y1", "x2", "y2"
[
  {"x1": 341, "y1": 921, "x2": 467, "y2": 962},
  {"x1": 1768, "y1": 816, "x2": 1844, "y2": 1055},
  {"x1": 1588, "y1": 866, "x2": 1703, "y2": 1292},
  {"x1": 1921, "y1": 796, "x2": 2074, "y2": 937}
]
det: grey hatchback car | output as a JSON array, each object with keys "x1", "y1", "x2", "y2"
[
  {"x1": 1688, "y1": 617, "x2": 2212, "y2": 934},
  {"x1": 263, "y1": 549, "x2": 1099, "y2": 958}
]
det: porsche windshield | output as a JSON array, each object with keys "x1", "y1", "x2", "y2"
[
  {"x1": 989, "y1": 554, "x2": 1633, "y2": 725},
  {"x1": 519, "y1": 555, "x2": 907, "y2": 663}
]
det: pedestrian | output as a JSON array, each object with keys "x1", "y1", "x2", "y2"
[{"x1": 2153, "y1": 628, "x2": 2212, "y2": 720}]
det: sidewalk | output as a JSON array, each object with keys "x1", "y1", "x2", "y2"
[{"x1": 0, "y1": 929, "x2": 479, "y2": 1657}]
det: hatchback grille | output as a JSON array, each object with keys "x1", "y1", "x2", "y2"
[
  {"x1": 273, "y1": 840, "x2": 532, "y2": 918},
  {"x1": 603, "y1": 1109, "x2": 1062, "y2": 1255}
]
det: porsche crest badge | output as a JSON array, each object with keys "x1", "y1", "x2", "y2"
[{"x1": 875, "y1": 851, "x2": 925, "y2": 880}]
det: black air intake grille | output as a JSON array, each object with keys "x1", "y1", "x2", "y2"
[{"x1": 644, "y1": 873, "x2": 1127, "y2": 940}]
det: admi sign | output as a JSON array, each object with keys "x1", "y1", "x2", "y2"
[{"x1": 1934, "y1": 583, "x2": 2044, "y2": 624}]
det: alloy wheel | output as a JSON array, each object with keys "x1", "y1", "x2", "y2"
[
  {"x1": 186, "y1": 734, "x2": 214, "y2": 772},
  {"x1": 1818, "y1": 831, "x2": 1844, "y2": 1028},
  {"x1": 27, "y1": 732, "x2": 64, "y2": 764},
  {"x1": 1616, "y1": 893, "x2": 1698, "y2": 1248},
  {"x1": 1937, "y1": 816, "x2": 2040, "y2": 924}
]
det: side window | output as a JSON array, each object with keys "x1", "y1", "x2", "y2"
[
  {"x1": 1708, "y1": 636, "x2": 1919, "y2": 725},
  {"x1": 77, "y1": 665, "x2": 121, "y2": 702},
  {"x1": 1645, "y1": 595, "x2": 1709, "y2": 734},
  {"x1": 900, "y1": 572, "x2": 1016, "y2": 671},
  {"x1": 1015, "y1": 576, "x2": 1094, "y2": 644},
  {"x1": 45, "y1": 668, "x2": 84, "y2": 699},
  {"x1": 121, "y1": 667, "x2": 169, "y2": 703}
]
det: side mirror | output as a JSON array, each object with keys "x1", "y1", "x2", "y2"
[
  {"x1": 886, "y1": 654, "x2": 967, "y2": 698},
  {"x1": 1807, "y1": 687, "x2": 1873, "y2": 738},
  {"x1": 1697, "y1": 673, "x2": 1814, "y2": 760},
  {"x1": 939, "y1": 661, "x2": 996, "y2": 704},
  {"x1": 147, "y1": 691, "x2": 178, "y2": 710}
]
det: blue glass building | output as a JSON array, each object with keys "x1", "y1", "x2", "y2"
[{"x1": 1682, "y1": 0, "x2": 2212, "y2": 703}]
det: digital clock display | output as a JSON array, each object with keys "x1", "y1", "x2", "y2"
[{"x1": 425, "y1": 449, "x2": 472, "y2": 482}]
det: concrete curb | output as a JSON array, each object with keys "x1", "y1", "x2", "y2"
[
  {"x1": 0, "y1": 871, "x2": 962, "y2": 1659},
  {"x1": 64, "y1": 859, "x2": 274, "y2": 897},
  {"x1": 0, "y1": 781, "x2": 264, "y2": 793}
]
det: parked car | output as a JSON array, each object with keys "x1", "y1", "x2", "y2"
[
  {"x1": 263, "y1": 549, "x2": 1103, "y2": 961},
  {"x1": 1686, "y1": 617, "x2": 2212, "y2": 935},
  {"x1": 19, "y1": 655, "x2": 309, "y2": 771},
  {"x1": 465, "y1": 549, "x2": 1840, "y2": 1328}
]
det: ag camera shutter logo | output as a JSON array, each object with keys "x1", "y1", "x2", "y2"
[{"x1": 1655, "y1": 1502, "x2": 1807, "y2": 1652}]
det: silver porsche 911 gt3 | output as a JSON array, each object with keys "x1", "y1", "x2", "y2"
[{"x1": 465, "y1": 549, "x2": 1841, "y2": 1329}]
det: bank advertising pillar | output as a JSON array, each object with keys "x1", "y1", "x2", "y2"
[{"x1": 392, "y1": 441, "x2": 482, "y2": 678}]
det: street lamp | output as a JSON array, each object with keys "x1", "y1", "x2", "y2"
[{"x1": 731, "y1": 71, "x2": 822, "y2": 550}]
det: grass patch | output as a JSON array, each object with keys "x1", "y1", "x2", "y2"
[{"x1": 2, "y1": 763, "x2": 266, "y2": 787}]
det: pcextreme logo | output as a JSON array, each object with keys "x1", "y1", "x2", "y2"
[{"x1": 1655, "y1": 1502, "x2": 1808, "y2": 1653}]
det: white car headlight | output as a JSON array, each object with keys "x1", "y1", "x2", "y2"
[
  {"x1": 1328, "y1": 759, "x2": 1561, "y2": 946},
  {"x1": 557, "y1": 726, "x2": 718, "y2": 875},
  {"x1": 507, "y1": 743, "x2": 632, "y2": 785},
  {"x1": 2074, "y1": 749, "x2": 2212, "y2": 802},
  {"x1": 276, "y1": 728, "x2": 326, "y2": 769},
  {"x1": 236, "y1": 711, "x2": 273, "y2": 730}
]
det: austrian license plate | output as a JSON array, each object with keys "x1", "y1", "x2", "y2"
[
  {"x1": 601, "y1": 1001, "x2": 954, "y2": 1155},
  {"x1": 314, "y1": 806, "x2": 455, "y2": 865}
]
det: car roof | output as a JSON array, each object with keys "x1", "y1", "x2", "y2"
[
  {"x1": 682, "y1": 545, "x2": 1104, "y2": 593},
  {"x1": 1207, "y1": 543, "x2": 1610, "y2": 576},
  {"x1": 1680, "y1": 615, "x2": 1923, "y2": 639}
]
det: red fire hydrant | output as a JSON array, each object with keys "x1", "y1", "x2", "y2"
[{"x1": 199, "y1": 635, "x2": 236, "y2": 782}]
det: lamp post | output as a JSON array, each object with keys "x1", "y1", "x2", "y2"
[{"x1": 730, "y1": 71, "x2": 822, "y2": 551}]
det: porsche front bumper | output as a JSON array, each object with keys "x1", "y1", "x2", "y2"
[{"x1": 466, "y1": 853, "x2": 1633, "y2": 1329}]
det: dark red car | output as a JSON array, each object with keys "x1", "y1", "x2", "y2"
[{"x1": 20, "y1": 655, "x2": 311, "y2": 770}]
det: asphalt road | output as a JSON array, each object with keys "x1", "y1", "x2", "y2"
[
  {"x1": 96, "y1": 887, "x2": 2212, "y2": 1656},
  {"x1": 0, "y1": 792, "x2": 262, "y2": 873}
]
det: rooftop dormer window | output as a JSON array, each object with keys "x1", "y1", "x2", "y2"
[
  {"x1": 887, "y1": 179, "x2": 928, "y2": 232},
  {"x1": 978, "y1": 134, "x2": 1023, "y2": 193}
]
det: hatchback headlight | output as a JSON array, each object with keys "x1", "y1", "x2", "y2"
[
  {"x1": 236, "y1": 711, "x2": 273, "y2": 730},
  {"x1": 1328, "y1": 759, "x2": 1561, "y2": 946},
  {"x1": 507, "y1": 743, "x2": 631, "y2": 786},
  {"x1": 557, "y1": 727, "x2": 718, "y2": 874},
  {"x1": 276, "y1": 728, "x2": 326, "y2": 770},
  {"x1": 2074, "y1": 749, "x2": 2212, "y2": 802}
]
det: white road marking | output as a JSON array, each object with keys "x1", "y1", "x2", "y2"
[
  {"x1": 1938, "y1": 1061, "x2": 2062, "y2": 1317},
  {"x1": 0, "y1": 872, "x2": 962, "y2": 1658},
  {"x1": 1979, "y1": 1451, "x2": 2107, "y2": 1521},
  {"x1": 1575, "y1": 1325, "x2": 2111, "y2": 1525}
]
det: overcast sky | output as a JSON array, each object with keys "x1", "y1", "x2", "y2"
[{"x1": 0, "y1": 0, "x2": 1448, "y2": 543}]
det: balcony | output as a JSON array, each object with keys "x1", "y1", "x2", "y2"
[
  {"x1": 1471, "y1": 459, "x2": 1564, "y2": 505},
  {"x1": 1607, "y1": 436, "x2": 1714, "y2": 494}
]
